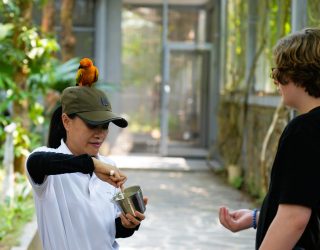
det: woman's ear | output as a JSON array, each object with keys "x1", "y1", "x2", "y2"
[{"x1": 61, "y1": 113, "x2": 70, "y2": 131}]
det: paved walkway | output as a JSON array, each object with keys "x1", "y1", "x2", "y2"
[{"x1": 111, "y1": 155, "x2": 256, "y2": 250}]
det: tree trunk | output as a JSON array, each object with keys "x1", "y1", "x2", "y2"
[
  {"x1": 13, "y1": 0, "x2": 33, "y2": 124},
  {"x1": 260, "y1": 100, "x2": 284, "y2": 194},
  {"x1": 12, "y1": 1, "x2": 33, "y2": 173},
  {"x1": 20, "y1": 0, "x2": 33, "y2": 24},
  {"x1": 41, "y1": 0, "x2": 55, "y2": 34},
  {"x1": 60, "y1": 0, "x2": 76, "y2": 62}
]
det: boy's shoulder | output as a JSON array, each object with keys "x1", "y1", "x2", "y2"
[{"x1": 287, "y1": 107, "x2": 320, "y2": 136}]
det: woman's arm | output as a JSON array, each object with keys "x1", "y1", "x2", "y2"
[
  {"x1": 27, "y1": 152, "x2": 94, "y2": 184},
  {"x1": 259, "y1": 204, "x2": 311, "y2": 250},
  {"x1": 115, "y1": 197, "x2": 148, "y2": 238},
  {"x1": 115, "y1": 217, "x2": 140, "y2": 238},
  {"x1": 27, "y1": 152, "x2": 126, "y2": 188}
]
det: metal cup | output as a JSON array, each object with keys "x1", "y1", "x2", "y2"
[{"x1": 112, "y1": 185, "x2": 146, "y2": 215}]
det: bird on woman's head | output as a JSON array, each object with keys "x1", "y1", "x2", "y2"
[{"x1": 76, "y1": 58, "x2": 99, "y2": 87}]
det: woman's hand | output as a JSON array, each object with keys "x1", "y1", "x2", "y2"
[
  {"x1": 91, "y1": 157, "x2": 127, "y2": 188},
  {"x1": 120, "y1": 197, "x2": 148, "y2": 229},
  {"x1": 219, "y1": 206, "x2": 253, "y2": 232}
]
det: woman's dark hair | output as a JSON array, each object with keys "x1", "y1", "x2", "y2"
[{"x1": 47, "y1": 106, "x2": 76, "y2": 148}]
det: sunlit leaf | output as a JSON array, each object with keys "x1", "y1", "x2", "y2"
[{"x1": 0, "y1": 23, "x2": 13, "y2": 40}]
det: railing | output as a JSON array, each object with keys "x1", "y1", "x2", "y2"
[{"x1": 1, "y1": 123, "x2": 16, "y2": 204}]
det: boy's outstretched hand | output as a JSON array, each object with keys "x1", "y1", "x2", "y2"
[{"x1": 219, "y1": 206, "x2": 253, "y2": 232}]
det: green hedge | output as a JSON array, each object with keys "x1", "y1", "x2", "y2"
[{"x1": 0, "y1": 173, "x2": 34, "y2": 248}]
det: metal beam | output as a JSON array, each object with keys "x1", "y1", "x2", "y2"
[
  {"x1": 208, "y1": 0, "x2": 221, "y2": 149},
  {"x1": 159, "y1": 0, "x2": 169, "y2": 156},
  {"x1": 291, "y1": 0, "x2": 307, "y2": 32},
  {"x1": 95, "y1": 0, "x2": 123, "y2": 147},
  {"x1": 124, "y1": 0, "x2": 208, "y2": 5},
  {"x1": 167, "y1": 42, "x2": 212, "y2": 51},
  {"x1": 124, "y1": 4, "x2": 206, "y2": 10}
]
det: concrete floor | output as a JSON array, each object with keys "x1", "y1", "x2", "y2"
[
  {"x1": 115, "y1": 156, "x2": 256, "y2": 250},
  {"x1": 15, "y1": 147, "x2": 257, "y2": 250}
]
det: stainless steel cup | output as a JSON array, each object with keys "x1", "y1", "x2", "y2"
[{"x1": 112, "y1": 186, "x2": 146, "y2": 215}]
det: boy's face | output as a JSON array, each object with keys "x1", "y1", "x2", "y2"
[{"x1": 277, "y1": 81, "x2": 305, "y2": 109}]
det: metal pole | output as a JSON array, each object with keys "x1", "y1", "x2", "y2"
[
  {"x1": 208, "y1": 0, "x2": 221, "y2": 148},
  {"x1": 241, "y1": 0, "x2": 258, "y2": 169},
  {"x1": 291, "y1": 0, "x2": 307, "y2": 32},
  {"x1": 290, "y1": 0, "x2": 307, "y2": 119},
  {"x1": 2, "y1": 123, "x2": 16, "y2": 205},
  {"x1": 95, "y1": 0, "x2": 123, "y2": 147},
  {"x1": 160, "y1": 0, "x2": 169, "y2": 156},
  {"x1": 245, "y1": 0, "x2": 258, "y2": 90}
]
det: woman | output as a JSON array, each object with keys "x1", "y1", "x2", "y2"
[
  {"x1": 219, "y1": 28, "x2": 320, "y2": 249},
  {"x1": 26, "y1": 86, "x2": 147, "y2": 250}
]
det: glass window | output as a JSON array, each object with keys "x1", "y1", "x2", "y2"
[
  {"x1": 56, "y1": 31, "x2": 94, "y2": 59},
  {"x1": 121, "y1": 7, "x2": 162, "y2": 131},
  {"x1": 168, "y1": 9, "x2": 199, "y2": 42},
  {"x1": 72, "y1": 0, "x2": 95, "y2": 27},
  {"x1": 53, "y1": 0, "x2": 95, "y2": 27},
  {"x1": 33, "y1": 0, "x2": 96, "y2": 59}
]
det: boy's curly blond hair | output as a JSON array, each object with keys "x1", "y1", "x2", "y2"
[{"x1": 271, "y1": 28, "x2": 320, "y2": 97}]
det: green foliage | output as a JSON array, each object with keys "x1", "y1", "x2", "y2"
[
  {"x1": 27, "y1": 57, "x2": 79, "y2": 94},
  {"x1": 217, "y1": 0, "x2": 293, "y2": 197},
  {"x1": 0, "y1": 18, "x2": 59, "y2": 85},
  {"x1": 0, "y1": 0, "x2": 80, "y2": 162},
  {"x1": 307, "y1": 0, "x2": 320, "y2": 27},
  {"x1": 0, "y1": 173, "x2": 34, "y2": 244},
  {"x1": 247, "y1": 179, "x2": 261, "y2": 199},
  {"x1": 122, "y1": 9, "x2": 161, "y2": 87},
  {"x1": 47, "y1": 57, "x2": 79, "y2": 92},
  {"x1": 225, "y1": 0, "x2": 248, "y2": 91},
  {"x1": 230, "y1": 176, "x2": 243, "y2": 189},
  {"x1": 12, "y1": 123, "x2": 42, "y2": 158},
  {"x1": 224, "y1": 0, "x2": 292, "y2": 93}
]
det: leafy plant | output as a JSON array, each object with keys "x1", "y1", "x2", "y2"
[
  {"x1": 0, "y1": 0, "x2": 77, "y2": 164},
  {"x1": 0, "y1": 173, "x2": 34, "y2": 245},
  {"x1": 231, "y1": 176, "x2": 243, "y2": 189}
]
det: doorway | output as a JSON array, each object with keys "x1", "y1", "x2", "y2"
[{"x1": 160, "y1": 42, "x2": 212, "y2": 156}]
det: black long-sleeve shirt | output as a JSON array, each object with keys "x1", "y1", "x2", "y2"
[{"x1": 27, "y1": 152, "x2": 94, "y2": 184}]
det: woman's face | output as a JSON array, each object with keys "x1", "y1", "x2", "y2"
[{"x1": 62, "y1": 114, "x2": 108, "y2": 156}]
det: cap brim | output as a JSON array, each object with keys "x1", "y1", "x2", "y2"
[{"x1": 77, "y1": 111, "x2": 128, "y2": 128}]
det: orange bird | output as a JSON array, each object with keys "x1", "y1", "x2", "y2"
[{"x1": 76, "y1": 58, "x2": 99, "y2": 87}]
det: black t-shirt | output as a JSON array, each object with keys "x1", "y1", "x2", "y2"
[{"x1": 256, "y1": 106, "x2": 320, "y2": 250}]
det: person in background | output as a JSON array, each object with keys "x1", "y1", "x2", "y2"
[
  {"x1": 26, "y1": 86, "x2": 147, "y2": 250},
  {"x1": 219, "y1": 28, "x2": 320, "y2": 250}
]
